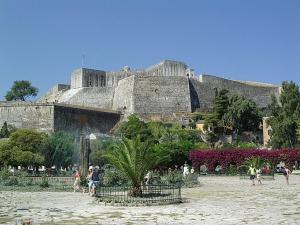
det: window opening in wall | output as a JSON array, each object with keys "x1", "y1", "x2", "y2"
[
  {"x1": 89, "y1": 75, "x2": 92, "y2": 87},
  {"x1": 95, "y1": 76, "x2": 98, "y2": 87},
  {"x1": 100, "y1": 75, "x2": 105, "y2": 87}
]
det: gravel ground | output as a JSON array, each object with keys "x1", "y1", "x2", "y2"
[{"x1": 0, "y1": 175, "x2": 299, "y2": 225}]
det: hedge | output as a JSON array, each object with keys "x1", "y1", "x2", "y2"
[{"x1": 189, "y1": 148, "x2": 300, "y2": 172}]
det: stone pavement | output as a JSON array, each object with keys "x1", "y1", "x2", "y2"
[{"x1": 0, "y1": 175, "x2": 299, "y2": 225}]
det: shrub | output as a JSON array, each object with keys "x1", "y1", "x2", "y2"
[
  {"x1": 189, "y1": 148, "x2": 300, "y2": 173},
  {"x1": 0, "y1": 166, "x2": 10, "y2": 181},
  {"x1": 39, "y1": 172, "x2": 49, "y2": 188},
  {"x1": 102, "y1": 169, "x2": 128, "y2": 186}
]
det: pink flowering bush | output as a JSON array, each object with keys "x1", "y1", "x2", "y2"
[{"x1": 189, "y1": 148, "x2": 300, "y2": 173}]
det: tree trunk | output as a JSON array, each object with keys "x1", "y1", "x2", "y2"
[{"x1": 129, "y1": 184, "x2": 142, "y2": 197}]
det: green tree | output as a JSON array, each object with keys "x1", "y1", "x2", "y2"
[
  {"x1": 8, "y1": 129, "x2": 46, "y2": 167},
  {"x1": 0, "y1": 140, "x2": 12, "y2": 167},
  {"x1": 223, "y1": 95, "x2": 262, "y2": 133},
  {"x1": 0, "y1": 122, "x2": 9, "y2": 138},
  {"x1": 5, "y1": 80, "x2": 38, "y2": 101},
  {"x1": 117, "y1": 114, "x2": 153, "y2": 141},
  {"x1": 90, "y1": 137, "x2": 116, "y2": 167},
  {"x1": 268, "y1": 81, "x2": 300, "y2": 148},
  {"x1": 43, "y1": 132, "x2": 74, "y2": 169},
  {"x1": 204, "y1": 89, "x2": 229, "y2": 133},
  {"x1": 9, "y1": 129, "x2": 47, "y2": 153},
  {"x1": 105, "y1": 137, "x2": 160, "y2": 197}
]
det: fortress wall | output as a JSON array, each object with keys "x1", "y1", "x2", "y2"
[
  {"x1": 199, "y1": 75, "x2": 280, "y2": 107},
  {"x1": 189, "y1": 78, "x2": 215, "y2": 111},
  {"x1": 62, "y1": 87, "x2": 115, "y2": 109},
  {"x1": 132, "y1": 76, "x2": 192, "y2": 115},
  {"x1": 0, "y1": 102, "x2": 54, "y2": 133},
  {"x1": 38, "y1": 84, "x2": 70, "y2": 103},
  {"x1": 106, "y1": 71, "x2": 135, "y2": 87},
  {"x1": 71, "y1": 69, "x2": 83, "y2": 89},
  {"x1": 145, "y1": 60, "x2": 187, "y2": 77},
  {"x1": 113, "y1": 76, "x2": 135, "y2": 114},
  {"x1": 53, "y1": 105, "x2": 121, "y2": 138}
]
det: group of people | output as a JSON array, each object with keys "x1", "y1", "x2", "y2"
[
  {"x1": 73, "y1": 165, "x2": 100, "y2": 196},
  {"x1": 248, "y1": 164, "x2": 291, "y2": 185}
]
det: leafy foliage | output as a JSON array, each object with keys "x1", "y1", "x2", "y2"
[
  {"x1": 205, "y1": 89, "x2": 230, "y2": 132},
  {"x1": 117, "y1": 115, "x2": 153, "y2": 141},
  {"x1": 204, "y1": 89, "x2": 262, "y2": 134},
  {"x1": 105, "y1": 137, "x2": 160, "y2": 196},
  {"x1": 5, "y1": 80, "x2": 38, "y2": 101},
  {"x1": 90, "y1": 137, "x2": 116, "y2": 167},
  {"x1": 268, "y1": 81, "x2": 300, "y2": 148},
  {"x1": 0, "y1": 122, "x2": 9, "y2": 138},
  {"x1": 223, "y1": 95, "x2": 261, "y2": 133},
  {"x1": 42, "y1": 132, "x2": 74, "y2": 169},
  {"x1": 189, "y1": 148, "x2": 300, "y2": 172},
  {"x1": 0, "y1": 129, "x2": 46, "y2": 167}
]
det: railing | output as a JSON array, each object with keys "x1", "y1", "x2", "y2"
[
  {"x1": 95, "y1": 184, "x2": 182, "y2": 205},
  {"x1": 29, "y1": 176, "x2": 74, "y2": 185}
]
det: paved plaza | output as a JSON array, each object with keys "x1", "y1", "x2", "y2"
[{"x1": 0, "y1": 175, "x2": 299, "y2": 225}]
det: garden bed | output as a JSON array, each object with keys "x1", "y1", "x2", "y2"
[{"x1": 95, "y1": 184, "x2": 182, "y2": 206}]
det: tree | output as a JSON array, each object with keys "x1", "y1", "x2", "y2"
[
  {"x1": 0, "y1": 140, "x2": 12, "y2": 167},
  {"x1": 223, "y1": 95, "x2": 262, "y2": 133},
  {"x1": 5, "y1": 80, "x2": 38, "y2": 101},
  {"x1": 8, "y1": 129, "x2": 46, "y2": 167},
  {"x1": 105, "y1": 137, "x2": 160, "y2": 197},
  {"x1": 43, "y1": 132, "x2": 75, "y2": 169},
  {"x1": 9, "y1": 129, "x2": 47, "y2": 153},
  {"x1": 0, "y1": 122, "x2": 9, "y2": 138},
  {"x1": 90, "y1": 137, "x2": 116, "y2": 167},
  {"x1": 0, "y1": 129, "x2": 46, "y2": 168},
  {"x1": 204, "y1": 90, "x2": 262, "y2": 135},
  {"x1": 117, "y1": 114, "x2": 153, "y2": 141},
  {"x1": 268, "y1": 81, "x2": 300, "y2": 148},
  {"x1": 204, "y1": 89, "x2": 229, "y2": 133}
]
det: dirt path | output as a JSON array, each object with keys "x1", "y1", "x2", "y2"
[{"x1": 1, "y1": 175, "x2": 299, "y2": 225}]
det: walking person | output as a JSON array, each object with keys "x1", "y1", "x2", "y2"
[
  {"x1": 248, "y1": 164, "x2": 256, "y2": 186},
  {"x1": 73, "y1": 170, "x2": 81, "y2": 192},
  {"x1": 283, "y1": 167, "x2": 291, "y2": 185},
  {"x1": 256, "y1": 168, "x2": 262, "y2": 185},
  {"x1": 91, "y1": 166, "x2": 100, "y2": 196},
  {"x1": 87, "y1": 166, "x2": 93, "y2": 195}
]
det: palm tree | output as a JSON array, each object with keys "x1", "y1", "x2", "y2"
[{"x1": 105, "y1": 136, "x2": 160, "y2": 197}]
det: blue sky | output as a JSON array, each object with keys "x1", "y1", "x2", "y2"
[{"x1": 0, "y1": 0, "x2": 300, "y2": 100}]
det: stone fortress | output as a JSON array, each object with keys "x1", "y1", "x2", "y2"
[
  {"x1": 0, "y1": 60, "x2": 281, "y2": 138},
  {"x1": 39, "y1": 60, "x2": 280, "y2": 117}
]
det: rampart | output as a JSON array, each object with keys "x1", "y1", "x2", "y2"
[
  {"x1": 0, "y1": 102, "x2": 121, "y2": 137},
  {"x1": 1, "y1": 60, "x2": 281, "y2": 132},
  {"x1": 132, "y1": 75, "x2": 192, "y2": 116}
]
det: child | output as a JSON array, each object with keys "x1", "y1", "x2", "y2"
[
  {"x1": 248, "y1": 164, "x2": 256, "y2": 186},
  {"x1": 283, "y1": 167, "x2": 291, "y2": 185},
  {"x1": 73, "y1": 170, "x2": 81, "y2": 192},
  {"x1": 256, "y1": 168, "x2": 262, "y2": 185}
]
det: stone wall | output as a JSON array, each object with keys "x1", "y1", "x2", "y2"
[
  {"x1": 71, "y1": 68, "x2": 106, "y2": 88},
  {"x1": 53, "y1": 104, "x2": 121, "y2": 138},
  {"x1": 198, "y1": 75, "x2": 280, "y2": 108},
  {"x1": 0, "y1": 102, "x2": 121, "y2": 138},
  {"x1": 61, "y1": 87, "x2": 116, "y2": 109},
  {"x1": 106, "y1": 71, "x2": 135, "y2": 87},
  {"x1": 132, "y1": 75, "x2": 192, "y2": 116},
  {"x1": 189, "y1": 78, "x2": 215, "y2": 111},
  {"x1": 0, "y1": 102, "x2": 54, "y2": 133},
  {"x1": 113, "y1": 76, "x2": 135, "y2": 115},
  {"x1": 145, "y1": 60, "x2": 187, "y2": 77}
]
